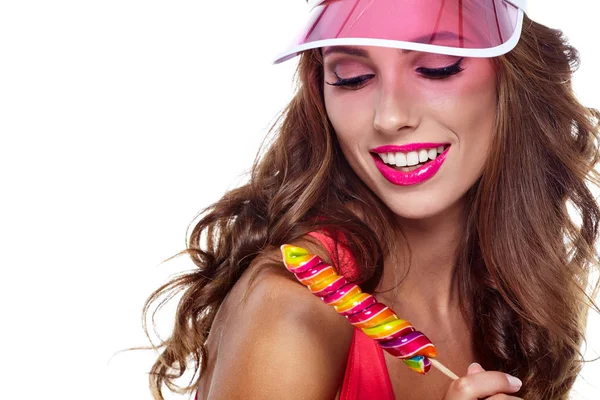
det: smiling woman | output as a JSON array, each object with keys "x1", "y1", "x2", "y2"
[
  {"x1": 142, "y1": 1, "x2": 600, "y2": 399},
  {"x1": 322, "y1": 47, "x2": 497, "y2": 218}
]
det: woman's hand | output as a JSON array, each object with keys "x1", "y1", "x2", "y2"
[{"x1": 442, "y1": 363, "x2": 523, "y2": 399}]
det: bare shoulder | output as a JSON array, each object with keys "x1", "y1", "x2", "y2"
[{"x1": 200, "y1": 238, "x2": 354, "y2": 400}]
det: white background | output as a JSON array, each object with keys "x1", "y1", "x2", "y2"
[{"x1": 0, "y1": 1, "x2": 598, "y2": 399}]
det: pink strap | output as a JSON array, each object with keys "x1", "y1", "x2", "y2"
[{"x1": 306, "y1": 230, "x2": 361, "y2": 282}]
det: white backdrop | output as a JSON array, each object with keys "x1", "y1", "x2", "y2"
[{"x1": 0, "y1": 1, "x2": 598, "y2": 399}]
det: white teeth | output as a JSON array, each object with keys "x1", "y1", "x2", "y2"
[
  {"x1": 395, "y1": 152, "x2": 407, "y2": 167},
  {"x1": 387, "y1": 152, "x2": 395, "y2": 164},
  {"x1": 406, "y1": 151, "x2": 419, "y2": 166},
  {"x1": 378, "y1": 146, "x2": 448, "y2": 167}
]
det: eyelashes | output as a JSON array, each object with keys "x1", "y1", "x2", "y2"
[
  {"x1": 415, "y1": 57, "x2": 466, "y2": 79},
  {"x1": 327, "y1": 74, "x2": 376, "y2": 90},
  {"x1": 326, "y1": 58, "x2": 465, "y2": 90}
]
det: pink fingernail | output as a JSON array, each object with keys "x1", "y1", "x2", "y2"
[{"x1": 506, "y1": 375, "x2": 522, "y2": 389}]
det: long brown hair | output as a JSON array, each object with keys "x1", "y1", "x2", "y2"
[{"x1": 141, "y1": 16, "x2": 600, "y2": 399}]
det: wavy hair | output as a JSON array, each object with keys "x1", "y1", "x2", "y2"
[{"x1": 141, "y1": 16, "x2": 600, "y2": 400}]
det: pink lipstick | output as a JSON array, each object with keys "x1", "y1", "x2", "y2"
[{"x1": 371, "y1": 143, "x2": 450, "y2": 186}]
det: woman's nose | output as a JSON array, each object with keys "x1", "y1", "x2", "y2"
[{"x1": 373, "y1": 85, "x2": 418, "y2": 136}]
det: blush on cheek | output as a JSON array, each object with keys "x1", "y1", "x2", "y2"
[{"x1": 452, "y1": 62, "x2": 497, "y2": 134}]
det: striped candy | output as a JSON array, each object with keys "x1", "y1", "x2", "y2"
[{"x1": 281, "y1": 244, "x2": 437, "y2": 374}]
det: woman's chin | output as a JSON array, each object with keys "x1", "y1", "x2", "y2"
[
  {"x1": 391, "y1": 207, "x2": 447, "y2": 221},
  {"x1": 384, "y1": 195, "x2": 465, "y2": 222}
]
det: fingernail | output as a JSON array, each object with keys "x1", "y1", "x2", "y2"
[
  {"x1": 467, "y1": 362, "x2": 482, "y2": 374},
  {"x1": 506, "y1": 374, "x2": 522, "y2": 389}
]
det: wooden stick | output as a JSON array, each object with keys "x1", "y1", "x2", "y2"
[{"x1": 430, "y1": 359, "x2": 459, "y2": 380}]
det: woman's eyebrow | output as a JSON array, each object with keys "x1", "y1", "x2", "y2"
[
  {"x1": 322, "y1": 32, "x2": 470, "y2": 59},
  {"x1": 323, "y1": 46, "x2": 373, "y2": 59}
]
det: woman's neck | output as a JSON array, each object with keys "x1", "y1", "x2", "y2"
[{"x1": 378, "y1": 199, "x2": 467, "y2": 321}]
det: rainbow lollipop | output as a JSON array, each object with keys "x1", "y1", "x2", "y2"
[{"x1": 281, "y1": 244, "x2": 458, "y2": 378}]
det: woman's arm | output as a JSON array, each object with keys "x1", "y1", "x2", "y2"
[{"x1": 200, "y1": 245, "x2": 354, "y2": 399}]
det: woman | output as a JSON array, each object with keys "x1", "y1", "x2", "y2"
[{"x1": 143, "y1": 0, "x2": 600, "y2": 398}]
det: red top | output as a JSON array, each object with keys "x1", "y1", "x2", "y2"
[
  {"x1": 339, "y1": 329, "x2": 395, "y2": 399},
  {"x1": 194, "y1": 232, "x2": 395, "y2": 399},
  {"x1": 307, "y1": 231, "x2": 395, "y2": 400}
]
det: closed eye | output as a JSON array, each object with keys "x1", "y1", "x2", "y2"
[
  {"x1": 417, "y1": 58, "x2": 465, "y2": 79},
  {"x1": 326, "y1": 74, "x2": 375, "y2": 90},
  {"x1": 325, "y1": 58, "x2": 466, "y2": 90}
]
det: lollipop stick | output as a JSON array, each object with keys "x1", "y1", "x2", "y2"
[{"x1": 430, "y1": 359, "x2": 459, "y2": 380}]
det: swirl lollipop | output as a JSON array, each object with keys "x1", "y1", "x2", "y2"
[{"x1": 281, "y1": 244, "x2": 458, "y2": 379}]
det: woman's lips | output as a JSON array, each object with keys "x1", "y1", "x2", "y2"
[
  {"x1": 371, "y1": 142, "x2": 447, "y2": 153},
  {"x1": 371, "y1": 146, "x2": 450, "y2": 186}
]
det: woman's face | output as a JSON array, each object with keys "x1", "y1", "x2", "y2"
[{"x1": 323, "y1": 45, "x2": 498, "y2": 220}]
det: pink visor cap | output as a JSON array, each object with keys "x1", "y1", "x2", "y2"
[{"x1": 273, "y1": 0, "x2": 528, "y2": 64}]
